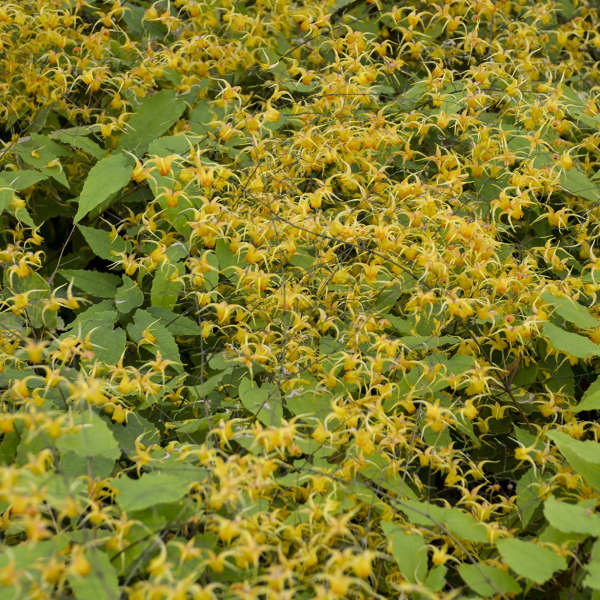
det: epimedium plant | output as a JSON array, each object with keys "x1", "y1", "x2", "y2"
[{"x1": 2, "y1": 0, "x2": 600, "y2": 598}]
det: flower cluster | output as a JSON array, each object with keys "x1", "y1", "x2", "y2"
[{"x1": 1, "y1": 0, "x2": 600, "y2": 598}]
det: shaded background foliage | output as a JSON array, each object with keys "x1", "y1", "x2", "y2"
[{"x1": 2, "y1": 0, "x2": 600, "y2": 598}]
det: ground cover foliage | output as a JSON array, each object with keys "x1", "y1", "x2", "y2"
[{"x1": 3, "y1": 0, "x2": 600, "y2": 598}]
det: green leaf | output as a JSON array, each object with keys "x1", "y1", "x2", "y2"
[
  {"x1": 574, "y1": 376, "x2": 600, "y2": 413},
  {"x1": 239, "y1": 378, "x2": 282, "y2": 425},
  {"x1": 52, "y1": 130, "x2": 105, "y2": 160},
  {"x1": 112, "y1": 472, "x2": 191, "y2": 512},
  {"x1": 374, "y1": 283, "x2": 402, "y2": 312},
  {"x1": 285, "y1": 381, "x2": 335, "y2": 421},
  {"x1": 68, "y1": 549, "x2": 119, "y2": 600},
  {"x1": 496, "y1": 538, "x2": 567, "y2": 584},
  {"x1": 282, "y1": 79, "x2": 320, "y2": 94},
  {"x1": 66, "y1": 300, "x2": 116, "y2": 331},
  {"x1": 563, "y1": 86, "x2": 600, "y2": 129},
  {"x1": 0, "y1": 431, "x2": 18, "y2": 465},
  {"x1": 584, "y1": 567, "x2": 600, "y2": 591},
  {"x1": 398, "y1": 80, "x2": 428, "y2": 110},
  {"x1": 108, "y1": 413, "x2": 160, "y2": 457},
  {"x1": 542, "y1": 322, "x2": 600, "y2": 359},
  {"x1": 59, "y1": 269, "x2": 121, "y2": 298},
  {"x1": 166, "y1": 243, "x2": 188, "y2": 263},
  {"x1": 288, "y1": 251, "x2": 315, "y2": 271},
  {"x1": 547, "y1": 430, "x2": 600, "y2": 465},
  {"x1": 58, "y1": 453, "x2": 110, "y2": 482},
  {"x1": 74, "y1": 151, "x2": 134, "y2": 223},
  {"x1": 382, "y1": 353, "x2": 474, "y2": 409},
  {"x1": 188, "y1": 100, "x2": 217, "y2": 135},
  {"x1": 127, "y1": 309, "x2": 183, "y2": 372},
  {"x1": 59, "y1": 452, "x2": 114, "y2": 481},
  {"x1": 443, "y1": 507, "x2": 488, "y2": 543},
  {"x1": 561, "y1": 167, "x2": 600, "y2": 202},
  {"x1": 396, "y1": 498, "x2": 446, "y2": 526},
  {"x1": 544, "y1": 496, "x2": 600, "y2": 536},
  {"x1": 547, "y1": 430, "x2": 600, "y2": 490},
  {"x1": 556, "y1": 0, "x2": 578, "y2": 19},
  {"x1": 359, "y1": 452, "x2": 418, "y2": 501},
  {"x1": 239, "y1": 378, "x2": 282, "y2": 427},
  {"x1": 89, "y1": 326, "x2": 127, "y2": 365},
  {"x1": 215, "y1": 237, "x2": 241, "y2": 272},
  {"x1": 385, "y1": 314, "x2": 413, "y2": 335},
  {"x1": 0, "y1": 535, "x2": 69, "y2": 571},
  {"x1": 189, "y1": 372, "x2": 227, "y2": 398},
  {"x1": 11, "y1": 203, "x2": 36, "y2": 227},
  {"x1": 63, "y1": 303, "x2": 124, "y2": 364},
  {"x1": 398, "y1": 499, "x2": 487, "y2": 542},
  {"x1": 146, "y1": 307, "x2": 202, "y2": 336},
  {"x1": 203, "y1": 251, "x2": 219, "y2": 291},
  {"x1": 78, "y1": 225, "x2": 129, "y2": 261},
  {"x1": 458, "y1": 563, "x2": 521, "y2": 596},
  {"x1": 424, "y1": 565, "x2": 447, "y2": 592},
  {"x1": 0, "y1": 169, "x2": 49, "y2": 191},
  {"x1": 56, "y1": 411, "x2": 120, "y2": 461},
  {"x1": 439, "y1": 82, "x2": 466, "y2": 114},
  {"x1": 541, "y1": 292, "x2": 600, "y2": 329},
  {"x1": 381, "y1": 522, "x2": 428, "y2": 584},
  {"x1": 115, "y1": 275, "x2": 144, "y2": 314},
  {"x1": 398, "y1": 335, "x2": 461, "y2": 351},
  {"x1": 539, "y1": 524, "x2": 587, "y2": 547},
  {"x1": 531, "y1": 150, "x2": 556, "y2": 169},
  {"x1": 584, "y1": 539, "x2": 600, "y2": 590},
  {"x1": 151, "y1": 262, "x2": 183, "y2": 310},
  {"x1": 0, "y1": 189, "x2": 12, "y2": 216},
  {"x1": 43, "y1": 475, "x2": 86, "y2": 512},
  {"x1": 14, "y1": 134, "x2": 71, "y2": 187},
  {"x1": 148, "y1": 134, "x2": 192, "y2": 157},
  {"x1": 118, "y1": 90, "x2": 187, "y2": 155},
  {"x1": 209, "y1": 351, "x2": 237, "y2": 371},
  {"x1": 9, "y1": 271, "x2": 51, "y2": 328},
  {"x1": 517, "y1": 468, "x2": 543, "y2": 527}
]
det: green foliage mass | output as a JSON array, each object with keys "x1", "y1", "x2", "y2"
[{"x1": 3, "y1": 0, "x2": 600, "y2": 598}]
